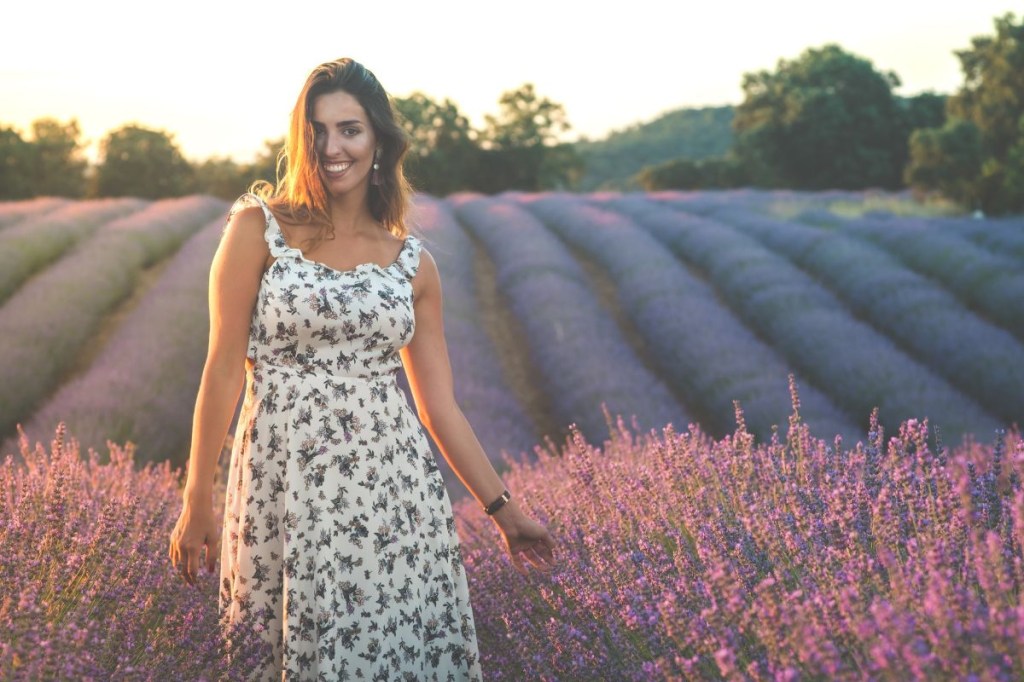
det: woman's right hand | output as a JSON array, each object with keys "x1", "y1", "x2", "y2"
[{"x1": 168, "y1": 497, "x2": 220, "y2": 587}]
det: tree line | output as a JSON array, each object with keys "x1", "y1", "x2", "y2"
[
  {"x1": 640, "y1": 12, "x2": 1024, "y2": 215},
  {"x1": 2, "y1": 12, "x2": 1023, "y2": 213},
  {"x1": 0, "y1": 83, "x2": 580, "y2": 202}
]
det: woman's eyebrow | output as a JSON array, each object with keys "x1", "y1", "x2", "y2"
[{"x1": 312, "y1": 119, "x2": 365, "y2": 127}]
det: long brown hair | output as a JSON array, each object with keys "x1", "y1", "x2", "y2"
[{"x1": 254, "y1": 58, "x2": 413, "y2": 239}]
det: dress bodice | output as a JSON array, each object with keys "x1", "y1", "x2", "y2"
[{"x1": 229, "y1": 194, "x2": 421, "y2": 380}]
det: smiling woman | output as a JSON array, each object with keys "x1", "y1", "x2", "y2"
[{"x1": 167, "y1": 58, "x2": 556, "y2": 681}]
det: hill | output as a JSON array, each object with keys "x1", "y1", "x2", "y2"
[{"x1": 573, "y1": 105, "x2": 735, "y2": 190}]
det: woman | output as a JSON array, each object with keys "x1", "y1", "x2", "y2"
[{"x1": 169, "y1": 58, "x2": 556, "y2": 680}]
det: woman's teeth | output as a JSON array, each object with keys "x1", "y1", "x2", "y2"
[{"x1": 324, "y1": 162, "x2": 351, "y2": 173}]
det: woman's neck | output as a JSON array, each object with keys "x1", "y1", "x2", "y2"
[{"x1": 327, "y1": 191, "x2": 378, "y2": 236}]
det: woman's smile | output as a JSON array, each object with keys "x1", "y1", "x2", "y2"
[{"x1": 322, "y1": 160, "x2": 353, "y2": 176}]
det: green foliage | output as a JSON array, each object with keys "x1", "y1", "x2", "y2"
[
  {"x1": 0, "y1": 126, "x2": 35, "y2": 199},
  {"x1": 904, "y1": 120, "x2": 983, "y2": 208},
  {"x1": 26, "y1": 118, "x2": 88, "y2": 197},
  {"x1": 92, "y1": 124, "x2": 194, "y2": 199},
  {"x1": 483, "y1": 83, "x2": 570, "y2": 149},
  {"x1": 476, "y1": 84, "x2": 580, "y2": 192},
  {"x1": 393, "y1": 93, "x2": 478, "y2": 196},
  {"x1": 945, "y1": 12, "x2": 1024, "y2": 213},
  {"x1": 192, "y1": 157, "x2": 248, "y2": 200},
  {"x1": 575, "y1": 106, "x2": 735, "y2": 191},
  {"x1": 248, "y1": 137, "x2": 284, "y2": 189},
  {"x1": 899, "y1": 92, "x2": 947, "y2": 132},
  {"x1": 734, "y1": 44, "x2": 906, "y2": 189},
  {"x1": 637, "y1": 154, "x2": 749, "y2": 190},
  {"x1": 190, "y1": 139, "x2": 282, "y2": 200},
  {"x1": 0, "y1": 119, "x2": 87, "y2": 199},
  {"x1": 394, "y1": 85, "x2": 580, "y2": 194}
]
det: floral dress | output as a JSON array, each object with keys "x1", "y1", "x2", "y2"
[{"x1": 219, "y1": 194, "x2": 481, "y2": 681}]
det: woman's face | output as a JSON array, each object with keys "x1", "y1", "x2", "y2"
[{"x1": 311, "y1": 89, "x2": 378, "y2": 199}]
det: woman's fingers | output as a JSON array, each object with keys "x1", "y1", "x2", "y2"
[
  {"x1": 206, "y1": 535, "x2": 221, "y2": 574},
  {"x1": 536, "y1": 534, "x2": 556, "y2": 564},
  {"x1": 523, "y1": 545, "x2": 554, "y2": 572}
]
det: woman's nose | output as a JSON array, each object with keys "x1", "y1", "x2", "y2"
[{"x1": 325, "y1": 130, "x2": 344, "y2": 156}]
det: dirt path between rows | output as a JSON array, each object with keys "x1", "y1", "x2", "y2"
[
  {"x1": 470, "y1": 237, "x2": 564, "y2": 443},
  {"x1": 65, "y1": 257, "x2": 175, "y2": 385}
]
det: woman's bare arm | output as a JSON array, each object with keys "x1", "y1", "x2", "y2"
[
  {"x1": 169, "y1": 205, "x2": 267, "y2": 585},
  {"x1": 400, "y1": 248, "x2": 556, "y2": 573}
]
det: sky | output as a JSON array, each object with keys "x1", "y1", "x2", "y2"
[{"x1": 1, "y1": 1, "x2": 1017, "y2": 163}]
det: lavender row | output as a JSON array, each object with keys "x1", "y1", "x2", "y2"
[
  {"x1": 800, "y1": 211, "x2": 1024, "y2": 340},
  {"x1": 409, "y1": 196, "x2": 539, "y2": 462},
  {"x1": 0, "y1": 196, "x2": 228, "y2": 440},
  {"x1": 946, "y1": 215, "x2": 1024, "y2": 262},
  {"x1": 712, "y1": 206, "x2": 1024, "y2": 425},
  {"x1": 621, "y1": 200, "x2": 1002, "y2": 443},
  {"x1": 0, "y1": 196, "x2": 70, "y2": 229},
  {"x1": 522, "y1": 193, "x2": 860, "y2": 443},
  {"x1": 0, "y1": 198, "x2": 146, "y2": 304},
  {"x1": 9, "y1": 215, "x2": 227, "y2": 465},
  {"x1": 451, "y1": 195, "x2": 691, "y2": 442}
]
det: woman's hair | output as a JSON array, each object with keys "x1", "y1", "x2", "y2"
[{"x1": 255, "y1": 58, "x2": 413, "y2": 239}]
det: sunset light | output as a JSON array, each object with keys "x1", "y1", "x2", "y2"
[{"x1": 2, "y1": 0, "x2": 1016, "y2": 162}]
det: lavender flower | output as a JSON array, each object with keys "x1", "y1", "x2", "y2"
[
  {"x1": 0, "y1": 424, "x2": 270, "y2": 679},
  {"x1": 454, "y1": 412, "x2": 1023, "y2": 680}
]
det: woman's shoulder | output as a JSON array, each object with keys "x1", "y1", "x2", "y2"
[
  {"x1": 220, "y1": 194, "x2": 275, "y2": 266},
  {"x1": 228, "y1": 192, "x2": 274, "y2": 224}
]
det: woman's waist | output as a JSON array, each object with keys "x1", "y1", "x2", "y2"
[{"x1": 247, "y1": 358, "x2": 402, "y2": 385}]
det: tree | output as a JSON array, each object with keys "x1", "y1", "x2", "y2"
[
  {"x1": 899, "y1": 93, "x2": 947, "y2": 133},
  {"x1": 27, "y1": 118, "x2": 87, "y2": 197},
  {"x1": 636, "y1": 155, "x2": 750, "y2": 190},
  {"x1": 734, "y1": 44, "x2": 906, "y2": 189},
  {"x1": 944, "y1": 12, "x2": 1024, "y2": 213},
  {"x1": 393, "y1": 93, "x2": 478, "y2": 196},
  {"x1": 479, "y1": 84, "x2": 580, "y2": 191},
  {"x1": 904, "y1": 120, "x2": 983, "y2": 208},
  {"x1": 483, "y1": 83, "x2": 570, "y2": 149},
  {"x1": 192, "y1": 157, "x2": 248, "y2": 200},
  {"x1": 93, "y1": 124, "x2": 194, "y2": 198},
  {"x1": 247, "y1": 137, "x2": 284, "y2": 189},
  {"x1": 191, "y1": 139, "x2": 284, "y2": 200},
  {"x1": 0, "y1": 126, "x2": 34, "y2": 199}
]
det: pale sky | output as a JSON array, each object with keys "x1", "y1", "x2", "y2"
[{"x1": 2, "y1": 1, "x2": 1017, "y2": 162}]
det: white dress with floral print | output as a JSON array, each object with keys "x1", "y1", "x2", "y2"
[{"x1": 219, "y1": 194, "x2": 481, "y2": 681}]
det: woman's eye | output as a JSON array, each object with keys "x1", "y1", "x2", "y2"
[{"x1": 344, "y1": 127, "x2": 360, "y2": 136}]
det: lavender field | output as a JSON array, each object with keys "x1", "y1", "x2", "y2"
[
  {"x1": 0, "y1": 189, "x2": 1019, "y2": 464},
  {"x1": 2, "y1": 189, "x2": 1023, "y2": 679}
]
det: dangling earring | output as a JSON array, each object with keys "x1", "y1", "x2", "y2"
[{"x1": 371, "y1": 148, "x2": 382, "y2": 186}]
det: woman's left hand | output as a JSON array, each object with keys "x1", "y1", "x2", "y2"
[{"x1": 491, "y1": 501, "x2": 557, "y2": 575}]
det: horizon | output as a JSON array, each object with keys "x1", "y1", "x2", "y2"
[{"x1": 1, "y1": 1, "x2": 1017, "y2": 163}]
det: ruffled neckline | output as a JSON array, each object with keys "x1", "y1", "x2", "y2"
[{"x1": 261, "y1": 201, "x2": 416, "y2": 277}]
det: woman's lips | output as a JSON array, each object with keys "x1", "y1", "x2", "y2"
[{"x1": 323, "y1": 161, "x2": 352, "y2": 175}]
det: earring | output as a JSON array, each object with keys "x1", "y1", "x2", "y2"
[{"x1": 371, "y1": 149, "x2": 382, "y2": 186}]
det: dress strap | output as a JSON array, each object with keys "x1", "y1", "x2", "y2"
[
  {"x1": 396, "y1": 234, "x2": 423, "y2": 280},
  {"x1": 228, "y1": 193, "x2": 294, "y2": 259}
]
